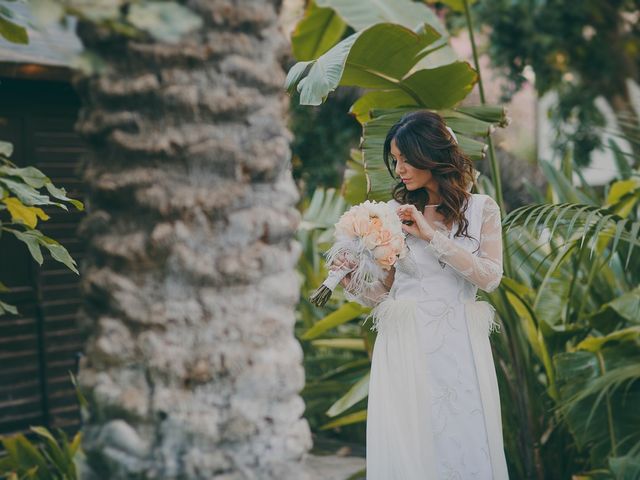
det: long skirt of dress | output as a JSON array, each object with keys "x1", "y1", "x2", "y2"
[{"x1": 366, "y1": 298, "x2": 509, "y2": 480}]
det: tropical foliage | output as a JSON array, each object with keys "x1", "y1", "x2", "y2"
[
  {"x1": 0, "y1": 426, "x2": 83, "y2": 480},
  {"x1": 473, "y1": 0, "x2": 640, "y2": 165},
  {"x1": 289, "y1": 88, "x2": 362, "y2": 197},
  {"x1": 285, "y1": 0, "x2": 507, "y2": 203},
  {"x1": 288, "y1": 0, "x2": 640, "y2": 478}
]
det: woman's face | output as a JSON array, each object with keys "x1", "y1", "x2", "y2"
[{"x1": 390, "y1": 138, "x2": 433, "y2": 191}]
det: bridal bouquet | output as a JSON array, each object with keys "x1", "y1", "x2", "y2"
[{"x1": 309, "y1": 200, "x2": 409, "y2": 307}]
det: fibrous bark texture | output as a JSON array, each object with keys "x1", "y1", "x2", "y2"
[{"x1": 74, "y1": 1, "x2": 311, "y2": 478}]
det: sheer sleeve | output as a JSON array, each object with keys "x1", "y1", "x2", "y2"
[
  {"x1": 427, "y1": 196, "x2": 503, "y2": 293},
  {"x1": 344, "y1": 280, "x2": 390, "y2": 308}
]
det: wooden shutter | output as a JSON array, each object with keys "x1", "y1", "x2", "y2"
[{"x1": 0, "y1": 78, "x2": 85, "y2": 436}]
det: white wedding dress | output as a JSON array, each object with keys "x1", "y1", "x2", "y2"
[{"x1": 345, "y1": 193, "x2": 509, "y2": 480}]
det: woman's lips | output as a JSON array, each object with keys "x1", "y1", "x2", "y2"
[{"x1": 401, "y1": 178, "x2": 411, "y2": 183}]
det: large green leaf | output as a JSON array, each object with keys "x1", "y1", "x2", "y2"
[
  {"x1": 555, "y1": 330, "x2": 640, "y2": 466},
  {"x1": 388, "y1": 62, "x2": 477, "y2": 108},
  {"x1": 348, "y1": 84, "x2": 506, "y2": 126},
  {"x1": 342, "y1": 149, "x2": 368, "y2": 205},
  {"x1": 425, "y1": 0, "x2": 477, "y2": 12},
  {"x1": 341, "y1": 27, "x2": 446, "y2": 89},
  {"x1": 317, "y1": 0, "x2": 446, "y2": 35},
  {"x1": 286, "y1": 23, "x2": 441, "y2": 106},
  {"x1": 504, "y1": 287, "x2": 558, "y2": 399},
  {"x1": 320, "y1": 409, "x2": 367, "y2": 430},
  {"x1": 349, "y1": 90, "x2": 415, "y2": 124},
  {"x1": 315, "y1": 0, "x2": 459, "y2": 67},
  {"x1": 326, "y1": 372, "x2": 369, "y2": 417},
  {"x1": 291, "y1": 0, "x2": 347, "y2": 61},
  {"x1": 455, "y1": 105, "x2": 511, "y2": 126},
  {"x1": 311, "y1": 338, "x2": 366, "y2": 351},
  {"x1": 347, "y1": 60, "x2": 477, "y2": 115},
  {"x1": 285, "y1": 32, "x2": 358, "y2": 105},
  {"x1": 606, "y1": 179, "x2": 640, "y2": 218},
  {"x1": 302, "y1": 302, "x2": 369, "y2": 340},
  {"x1": 589, "y1": 286, "x2": 640, "y2": 328},
  {"x1": 533, "y1": 249, "x2": 572, "y2": 326}
]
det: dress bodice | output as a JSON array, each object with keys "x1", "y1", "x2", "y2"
[
  {"x1": 343, "y1": 193, "x2": 503, "y2": 309},
  {"x1": 390, "y1": 194, "x2": 488, "y2": 305}
]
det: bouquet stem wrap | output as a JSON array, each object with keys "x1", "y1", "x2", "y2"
[{"x1": 309, "y1": 267, "x2": 352, "y2": 307}]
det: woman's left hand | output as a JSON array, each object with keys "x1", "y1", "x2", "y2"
[{"x1": 396, "y1": 204, "x2": 435, "y2": 241}]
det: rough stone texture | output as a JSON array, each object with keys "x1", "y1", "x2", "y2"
[{"x1": 74, "y1": 1, "x2": 312, "y2": 478}]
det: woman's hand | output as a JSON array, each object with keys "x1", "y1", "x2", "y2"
[
  {"x1": 396, "y1": 204, "x2": 435, "y2": 242},
  {"x1": 329, "y1": 252, "x2": 357, "y2": 288},
  {"x1": 381, "y1": 266, "x2": 395, "y2": 290}
]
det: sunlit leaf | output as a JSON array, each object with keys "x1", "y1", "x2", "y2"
[
  {"x1": 45, "y1": 183, "x2": 84, "y2": 211},
  {"x1": 0, "y1": 299, "x2": 18, "y2": 315},
  {"x1": 326, "y1": 372, "x2": 369, "y2": 417},
  {"x1": 302, "y1": 302, "x2": 369, "y2": 339},
  {"x1": 292, "y1": 0, "x2": 347, "y2": 61},
  {"x1": 320, "y1": 409, "x2": 367, "y2": 429},
  {"x1": 0, "y1": 165, "x2": 48, "y2": 188},
  {"x1": 0, "y1": 14, "x2": 28, "y2": 44},
  {"x1": 0, "y1": 140, "x2": 14, "y2": 157},
  {"x1": 311, "y1": 338, "x2": 366, "y2": 351},
  {"x1": 2, "y1": 196, "x2": 49, "y2": 228}
]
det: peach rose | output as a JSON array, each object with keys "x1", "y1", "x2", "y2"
[
  {"x1": 388, "y1": 234, "x2": 404, "y2": 253},
  {"x1": 362, "y1": 218, "x2": 383, "y2": 249},
  {"x1": 335, "y1": 211, "x2": 357, "y2": 238},
  {"x1": 375, "y1": 228, "x2": 393, "y2": 246},
  {"x1": 336, "y1": 207, "x2": 369, "y2": 238},
  {"x1": 373, "y1": 244, "x2": 398, "y2": 269},
  {"x1": 353, "y1": 217, "x2": 371, "y2": 237}
]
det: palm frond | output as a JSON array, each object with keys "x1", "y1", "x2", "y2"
[
  {"x1": 503, "y1": 202, "x2": 640, "y2": 269},
  {"x1": 300, "y1": 187, "x2": 348, "y2": 231}
]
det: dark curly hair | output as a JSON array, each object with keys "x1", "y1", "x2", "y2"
[{"x1": 383, "y1": 110, "x2": 477, "y2": 241}]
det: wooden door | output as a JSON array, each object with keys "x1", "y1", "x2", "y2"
[{"x1": 0, "y1": 78, "x2": 86, "y2": 437}]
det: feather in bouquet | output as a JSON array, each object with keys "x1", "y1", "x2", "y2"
[{"x1": 309, "y1": 200, "x2": 410, "y2": 307}]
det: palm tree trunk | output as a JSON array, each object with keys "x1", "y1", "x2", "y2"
[{"x1": 73, "y1": 1, "x2": 311, "y2": 478}]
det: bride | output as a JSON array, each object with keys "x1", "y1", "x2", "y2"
[{"x1": 332, "y1": 110, "x2": 509, "y2": 479}]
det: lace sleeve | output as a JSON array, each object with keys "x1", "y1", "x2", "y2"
[
  {"x1": 427, "y1": 196, "x2": 504, "y2": 293},
  {"x1": 344, "y1": 280, "x2": 390, "y2": 308}
]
